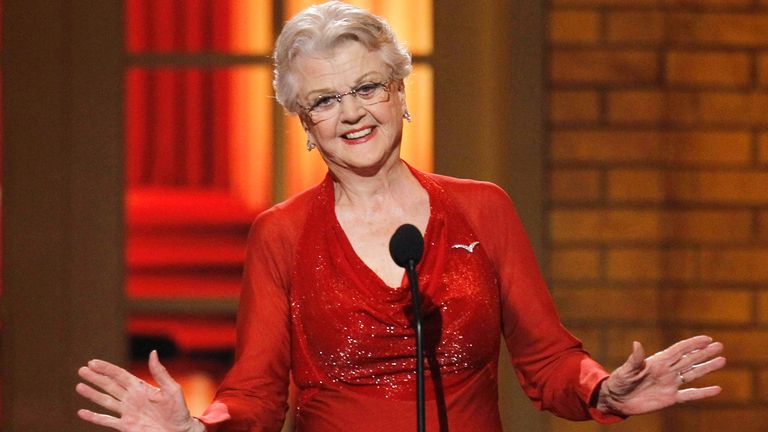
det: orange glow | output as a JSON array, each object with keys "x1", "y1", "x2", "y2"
[
  {"x1": 283, "y1": 115, "x2": 328, "y2": 197},
  {"x1": 370, "y1": 0, "x2": 433, "y2": 55},
  {"x1": 229, "y1": 0, "x2": 273, "y2": 53},
  {"x1": 401, "y1": 64, "x2": 433, "y2": 172},
  {"x1": 226, "y1": 67, "x2": 274, "y2": 210}
]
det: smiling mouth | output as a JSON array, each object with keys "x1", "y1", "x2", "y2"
[{"x1": 342, "y1": 127, "x2": 373, "y2": 140}]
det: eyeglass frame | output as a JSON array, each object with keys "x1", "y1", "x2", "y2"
[{"x1": 299, "y1": 79, "x2": 394, "y2": 122}]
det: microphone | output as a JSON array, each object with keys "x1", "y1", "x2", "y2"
[
  {"x1": 389, "y1": 223, "x2": 425, "y2": 432},
  {"x1": 389, "y1": 223, "x2": 424, "y2": 269}
]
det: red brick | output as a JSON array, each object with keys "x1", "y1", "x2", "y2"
[
  {"x1": 553, "y1": 414, "x2": 662, "y2": 432},
  {"x1": 550, "y1": 418, "x2": 599, "y2": 432},
  {"x1": 551, "y1": 0, "x2": 660, "y2": 5},
  {"x1": 661, "y1": 13, "x2": 768, "y2": 47},
  {"x1": 669, "y1": 408, "x2": 768, "y2": 432},
  {"x1": 606, "y1": 170, "x2": 768, "y2": 204},
  {"x1": 605, "y1": 327, "x2": 666, "y2": 363},
  {"x1": 550, "y1": 49, "x2": 658, "y2": 85},
  {"x1": 607, "y1": 169, "x2": 664, "y2": 202},
  {"x1": 667, "y1": 0, "x2": 755, "y2": 5},
  {"x1": 607, "y1": 11, "x2": 665, "y2": 44},
  {"x1": 665, "y1": 210, "x2": 753, "y2": 243},
  {"x1": 606, "y1": 248, "x2": 699, "y2": 281},
  {"x1": 549, "y1": 90, "x2": 601, "y2": 124},
  {"x1": 759, "y1": 369, "x2": 768, "y2": 401},
  {"x1": 552, "y1": 286, "x2": 659, "y2": 321},
  {"x1": 760, "y1": 211, "x2": 768, "y2": 242},
  {"x1": 549, "y1": 168, "x2": 601, "y2": 202},
  {"x1": 608, "y1": 90, "x2": 662, "y2": 124},
  {"x1": 666, "y1": 51, "x2": 751, "y2": 87},
  {"x1": 706, "y1": 330, "x2": 768, "y2": 362},
  {"x1": 609, "y1": 90, "x2": 768, "y2": 126},
  {"x1": 660, "y1": 288, "x2": 753, "y2": 324},
  {"x1": 701, "y1": 248, "x2": 768, "y2": 282},
  {"x1": 759, "y1": 53, "x2": 768, "y2": 86},
  {"x1": 690, "y1": 368, "x2": 752, "y2": 403},
  {"x1": 550, "y1": 209, "x2": 753, "y2": 243},
  {"x1": 550, "y1": 209, "x2": 659, "y2": 242},
  {"x1": 553, "y1": 0, "x2": 752, "y2": 4},
  {"x1": 551, "y1": 130, "x2": 751, "y2": 166},
  {"x1": 549, "y1": 10, "x2": 601, "y2": 44},
  {"x1": 758, "y1": 290, "x2": 768, "y2": 323},
  {"x1": 599, "y1": 414, "x2": 663, "y2": 431},
  {"x1": 564, "y1": 325, "x2": 603, "y2": 354},
  {"x1": 698, "y1": 92, "x2": 768, "y2": 125},
  {"x1": 663, "y1": 171, "x2": 768, "y2": 204},
  {"x1": 549, "y1": 247, "x2": 601, "y2": 280}
]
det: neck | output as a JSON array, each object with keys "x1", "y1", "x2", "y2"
[{"x1": 331, "y1": 160, "x2": 415, "y2": 209}]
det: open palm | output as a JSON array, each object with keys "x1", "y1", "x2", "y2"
[
  {"x1": 598, "y1": 335, "x2": 726, "y2": 416},
  {"x1": 76, "y1": 351, "x2": 203, "y2": 432}
]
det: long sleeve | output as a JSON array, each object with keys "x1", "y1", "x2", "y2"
[
  {"x1": 198, "y1": 205, "x2": 298, "y2": 431},
  {"x1": 445, "y1": 178, "x2": 622, "y2": 424}
]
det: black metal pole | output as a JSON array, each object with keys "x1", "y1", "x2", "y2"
[{"x1": 406, "y1": 261, "x2": 425, "y2": 432}]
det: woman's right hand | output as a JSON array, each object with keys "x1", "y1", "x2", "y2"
[{"x1": 76, "y1": 350, "x2": 205, "y2": 432}]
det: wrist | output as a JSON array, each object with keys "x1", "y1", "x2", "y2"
[
  {"x1": 187, "y1": 417, "x2": 206, "y2": 432},
  {"x1": 596, "y1": 379, "x2": 625, "y2": 416}
]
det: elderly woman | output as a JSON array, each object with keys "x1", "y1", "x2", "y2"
[{"x1": 76, "y1": 2, "x2": 726, "y2": 431}]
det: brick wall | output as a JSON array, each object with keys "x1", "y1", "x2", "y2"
[{"x1": 546, "y1": 1, "x2": 768, "y2": 431}]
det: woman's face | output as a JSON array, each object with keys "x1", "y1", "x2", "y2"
[{"x1": 294, "y1": 40, "x2": 406, "y2": 176}]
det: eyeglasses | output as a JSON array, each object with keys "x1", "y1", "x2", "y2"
[{"x1": 301, "y1": 80, "x2": 392, "y2": 123}]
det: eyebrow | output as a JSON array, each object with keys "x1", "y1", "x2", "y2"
[{"x1": 304, "y1": 71, "x2": 387, "y2": 101}]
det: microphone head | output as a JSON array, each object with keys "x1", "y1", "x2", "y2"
[{"x1": 389, "y1": 223, "x2": 424, "y2": 268}]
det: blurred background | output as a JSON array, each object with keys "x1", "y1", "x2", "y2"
[{"x1": 2, "y1": 0, "x2": 767, "y2": 431}]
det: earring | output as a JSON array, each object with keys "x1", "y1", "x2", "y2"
[
  {"x1": 403, "y1": 110, "x2": 412, "y2": 123},
  {"x1": 306, "y1": 139, "x2": 316, "y2": 152}
]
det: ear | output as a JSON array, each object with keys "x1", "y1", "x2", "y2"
[{"x1": 396, "y1": 79, "x2": 407, "y2": 113}]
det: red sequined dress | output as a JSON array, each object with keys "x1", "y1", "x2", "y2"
[{"x1": 198, "y1": 167, "x2": 621, "y2": 431}]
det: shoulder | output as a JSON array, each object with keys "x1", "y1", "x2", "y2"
[
  {"x1": 248, "y1": 182, "x2": 322, "y2": 245},
  {"x1": 424, "y1": 172, "x2": 514, "y2": 212}
]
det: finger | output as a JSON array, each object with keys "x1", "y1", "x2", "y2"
[
  {"x1": 148, "y1": 350, "x2": 180, "y2": 392},
  {"x1": 628, "y1": 341, "x2": 646, "y2": 368},
  {"x1": 86, "y1": 359, "x2": 141, "y2": 390},
  {"x1": 676, "y1": 386, "x2": 722, "y2": 403},
  {"x1": 78, "y1": 366, "x2": 127, "y2": 401},
  {"x1": 656, "y1": 335, "x2": 713, "y2": 364},
  {"x1": 77, "y1": 408, "x2": 121, "y2": 430},
  {"x1": 675, "y1": 342, "x2": 724, "y2": 372},
  {"x1": 76, "y1": 382, "x2": 122, "y2": 414},
  {"x1": 681, "y1": 356, "x2": 727, "y2": 383}
]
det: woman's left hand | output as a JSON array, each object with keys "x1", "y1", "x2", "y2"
[{"x1": 597, "y1": 335, "x2": 726, "y2": 416}]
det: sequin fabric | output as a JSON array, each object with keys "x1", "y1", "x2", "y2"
[{"x1": 290, "y1": 171, "x2": 501, "y2": 402}]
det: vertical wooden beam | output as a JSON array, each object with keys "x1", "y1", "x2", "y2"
[
  {"x1": 434, "y1": 1, "x2": 548, "y2": 431},
  {"x1": 2, "y1": 1, "x2": 125, "y2": 431}
]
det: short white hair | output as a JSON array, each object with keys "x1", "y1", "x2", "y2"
[{"x1": 273, "y1": 1, "x2": 413, "y2": 113}]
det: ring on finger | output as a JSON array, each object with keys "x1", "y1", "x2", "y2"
[{"x1": 678, "y1": 370, "x2": 687, "y2": 385}]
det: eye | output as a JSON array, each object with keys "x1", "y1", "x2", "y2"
[
  {"x1": 312, "y1": 95, "x2": 336, "y2": 110},
  {"x1": 355, "y1": 82, "x2": 383, "y2": 98}
]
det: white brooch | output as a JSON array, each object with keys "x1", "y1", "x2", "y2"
[{"x1": 451, "y1": 241, "x2": 479, "y2": 253}]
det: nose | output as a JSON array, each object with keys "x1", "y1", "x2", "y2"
[{"x1": 337, "y1": 93, "x2": 365, "y2": 123}]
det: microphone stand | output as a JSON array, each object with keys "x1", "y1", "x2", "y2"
[{"x1": 405, "y1": 259, "x2": 425, "y2": 432}]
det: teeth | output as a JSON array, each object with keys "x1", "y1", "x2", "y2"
[{"x1": 343, "y1": 127, "x2": 372, "y2": 139}]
